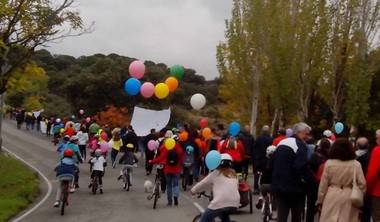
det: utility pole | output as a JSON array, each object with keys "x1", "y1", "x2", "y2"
[{"x1": 0, "y1": 93, "x2": 4, "y2": 152}]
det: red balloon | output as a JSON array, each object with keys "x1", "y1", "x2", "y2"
[
  {"x1": 200, "y1": 118, "x2": 208, "y2": 129},
  {"x1": 101, "y1": 132, "x2": 108, "y2": 141}
]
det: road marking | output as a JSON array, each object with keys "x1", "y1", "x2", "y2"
[
  {"x1": 2, "y1": 146, "x2": 53, "y2": 222},
  {"x1": 181, "y1": 194, "x2": 205, "y2": 213}
]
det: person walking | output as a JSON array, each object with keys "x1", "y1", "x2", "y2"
[
  {"x1": 253, "y1": 125, "x2": 273, "y2": 194},
  {"x1": 239, "y1": 125, "x2": 255, "y2": 176},
  {"x1": 77, "y1": 126, "x2": 89, "y2": 161},
  {"x1": 317, "y1": 138, "x2": 366, "y2": 222},
  {"x1": 271, "y1": 122, "x2": 315, "y2": 222},
  {"x1": 109, "y1": 128, "x2": 123, "y2": 168},
  {"x1": 355, "y1": 137, "x2": 371, "y2": 222},
  {"x1": 143, "y1": 129, "x2": 157, "y2": 175},
  {"x1": 366, "y1": 130, "x2": 380, "y2": 221}
]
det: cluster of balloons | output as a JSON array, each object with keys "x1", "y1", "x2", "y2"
[{"x1": 124, "y1": 60, "x2": 185, "y2": 100}]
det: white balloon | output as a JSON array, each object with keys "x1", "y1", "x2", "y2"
[
  {"x1": 56, "y1": 118, "x2": 61, "y2": 123},
  {"x1": 190, "y1": 93, "x2": 206, "y2": 110}
]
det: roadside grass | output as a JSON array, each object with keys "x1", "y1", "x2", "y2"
[{"x1": 0, "y1": 153, "x2": 39, "y2": 222}]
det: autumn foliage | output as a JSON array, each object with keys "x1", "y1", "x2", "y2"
[{"x1": 94, "y1": 106, "x2": 130, "y2": 129}]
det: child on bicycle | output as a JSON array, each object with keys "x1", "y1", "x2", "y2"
[
  {"x1": 117, "y1": 143, "x2": 138, "y2": 189},
  {"x1": 191, "y1": 153, "x2": 240, "y2": 222},
  {"x1": 54, "y1": 149, "x2": 78, "y2": 207},
  {"x1": 88, "y1": 149, "x2": 106, "y2": 194}
]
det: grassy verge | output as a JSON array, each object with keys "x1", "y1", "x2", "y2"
[{"x1": 0, "y1": 153, "x2": 39, "y2": 222}]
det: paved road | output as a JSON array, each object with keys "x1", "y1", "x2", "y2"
[{"x1": 3, "y1": 120, "x2": 264, "y2": 222}]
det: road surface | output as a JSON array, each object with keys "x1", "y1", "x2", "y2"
[{"x1": 3, "y1": 120, "x2": 264, "y2": 222}]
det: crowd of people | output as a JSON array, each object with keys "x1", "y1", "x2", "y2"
[{"x1": 10, "y1": 109, "x2": 380, "y2": 222}]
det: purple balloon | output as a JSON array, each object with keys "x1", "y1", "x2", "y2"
[
  {"x1": 140, "y1": 82, "x2": 155, "y2": 98},
  {"x1": 286, "y1": 128, "x2": 293, "y2": 137},
  {"x1": 148, "y1": 140, "x2": 159, "y2": 151},
  {"x1": 129, "y1": 60, "x2": 145, "y2": 79}
]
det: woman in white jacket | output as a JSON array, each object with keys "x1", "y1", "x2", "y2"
[{"x1": 191, "y1": 153, "x2": 240, "y2": 222}]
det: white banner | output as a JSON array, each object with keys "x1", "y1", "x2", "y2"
[{"x1": 130, "y1": 106, "x2": 171, "y2": 137}]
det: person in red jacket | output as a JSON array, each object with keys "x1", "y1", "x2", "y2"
[
  {"x1": 151, "y1": 142, "x2": 184, "y2": 206},
  {"x1": 366, "y1": 130, "x2": 380, "y2": 221},
  {"x1": 218, "y1": 136, "x2": 245, "y2": 174},
  {"x1": 273, "y1": 128, "x2": 287, "y2": 146}
]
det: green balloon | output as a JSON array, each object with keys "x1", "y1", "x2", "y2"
[{"x1": 170, "y1": 65, "x2": 184, "y2": 79}]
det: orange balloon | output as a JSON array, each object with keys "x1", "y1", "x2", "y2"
[
  {"x1": 202, "y1": 127, "x2": 212, "y2": 139},
  {"x1": 165, "y1": 77, "x2": 179, "y2": 92},
  {"x1": 179, "y1": 131, "x2": 189, "y2": 142}
]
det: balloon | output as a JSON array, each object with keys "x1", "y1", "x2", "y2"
[
  {"x1": 335, "y1": 122, "x2": 344, "y2": 134},
  {"x1": 165, "y1": 77, "x2": 179, "y2": 92},
  {"x1": 286, "y1": 128, "x2": 293, "y2": 137},
  {"x1": 79, "y1": 109, "x2": 84, "y2": 115},
  {"x1": 140, "y1": 82, "x2": 155, "y2": 98},
  {"x1": 56, "y1": 118, "x2": 61, "y2": 123},
  {"x1": 148, "y1": 140, "x2": 159, "y2": 151},
  {"x1": 71, "y1": 115, "x2": 75, "y2": 120},
  {"x1": 205, "y1": 150, "x2": 221, "y2": 170},
  {"x1": 129, "y1": 60, "x2": 145, "y2": 79},
  {"x1": 154, "y1": 83, "x2": 170, "y2": 99},
  {"x1": 164, "y1": 138, "x2": 176, "y2": 150},
  {"x1": 86, "y1": 117, "x2": 91, "y2": 123},
  {"x1": 199, "y1": 118, "x2": 208, "y2": 129},
  {"x1": 202, "y1": 127, "x2": 212, "y2": 139},
  {"x1": 60, "y1": 128, "x2": 65, "y2": 134},
  {"x1": 124, "y1": 78, "x2": 141, "y2": 96},
  {"x1": 100, "y1": 132, "x2": 108, "y2": 141},
  {"x1": 179, "y1": 131, "x2": 189, "y2": 142},
  {"x1": 190, "y1": 93, "x2": 206, "y2": 110},
  {"x1": 99, "y1": 142, "x2": 110, "y2": 154},
  {"x1": 229, "y1": 122, "x2": 241, "y2": 137},
  {"x1": 170, "y1": 65, "x2": 185, "y2": 79}
]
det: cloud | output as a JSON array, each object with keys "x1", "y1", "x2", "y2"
[{"x1": 45, "y1": 0, "x2": 232, "y2": 79}]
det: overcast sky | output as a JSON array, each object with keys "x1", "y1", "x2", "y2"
[{"x1": 46, "y1": 0, "x2": 232, "y2": 79}]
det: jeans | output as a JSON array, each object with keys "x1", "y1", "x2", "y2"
[
  {"x1": 79, "y1": 145, "x2": 86, "y2": 160},
  {"x1": 193, "y1": 159, "x2": 201, "y2": 181},
  {"x1": 111, "y1": 149, "x2": 119, "y2": 167},
  {"x1": 200, "y1": 207, "x2": 237, "y2": 222},
  {"x1": 165, "y1": 173, "x2": 180, "y2": 204},
  {"x1": 276, "y1": 193, "x2": 305, "y2": 222}
]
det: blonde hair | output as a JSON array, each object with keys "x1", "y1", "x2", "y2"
[{"x1": 218, "y1": 167, "x2": 237, "y2": 179}]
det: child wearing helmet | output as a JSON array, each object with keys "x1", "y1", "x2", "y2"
[
  {"x1": 117, "y1": 143, "x2": 138, "y2": 189},
  {"x1": 191, "y1": 153, "x2": 240, "y2": 222},
  {"x1": 53, "y1": 149, "x2": 78, "y2": 207},
  {"x1": 183, "y1": 145, "x2": 195, "y2": 187},
  {"x1": 88, "y1": 149, "x2": 106, "y2": 194}
]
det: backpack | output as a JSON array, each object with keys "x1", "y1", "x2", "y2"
[
  {"x1": 55, "y1": 162, "x2": 76, "y2": 177},
  {"x1": 167, "y1": 149, "x2": 179, "y2": 166}
]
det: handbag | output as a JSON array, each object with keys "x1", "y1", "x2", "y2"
[{"x1": 350, "y1": 168, "x2": 364, "y2": 208}]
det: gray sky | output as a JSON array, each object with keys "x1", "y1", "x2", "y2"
[{"x1": 46, "y1": 0, "x2": 232, "y2": 80}]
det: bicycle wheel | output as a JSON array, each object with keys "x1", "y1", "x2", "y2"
[
  {"x1": 92, "y1": 176, "x2": 98, "y2": 194},
  {"x1": 249, "y1": 189, "x2": 253, "y2": 214},
  {"x1": 153, "y1": 184, "x2": 159, "y2": 209},
  {"x1": 192, "y1": 214, "x2": 201, "y2": 222},
  {"x1": 126, "y1": 173, "x2": 130, "y2": 191},
  {"x1": 61, "y1": 181, "x2": 69, "y2": 216}
]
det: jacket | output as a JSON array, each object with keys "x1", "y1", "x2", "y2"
[
  {"x1": 271, "y1": 137, "x2": 315, "y2": 194},
  {"x1": 366, "y1": 146, "x2": 380, "y2": 197},
  {"x1": 239, "y1": 131, "x2": 255, "y2": 159},
  {"x1": 151, "y1": 144, "x2": 184, "y2": 174},
  {"x1": 254, "y1": 134, "x2": 273, "y2": 170},
  {"x1": 119, "y1": 151, "x2": 138, "y2": 165},
  {"x1": 55, "y1": 158, "x2": 78, "y2": 177},
  {"x1": 218, "y1": 139, "x2": 245, "y2": 162}
]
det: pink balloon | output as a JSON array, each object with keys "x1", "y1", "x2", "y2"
[
  {"x1": 99, "y1": 142, "x2": 110, "y2": 154},
  {"x1": 148, "y1": 140, "x2": 159, "y2": 151},
  {"x1": 79, "y1": 109, "x2": 84, "y2": 115},
  {"x1": 86, "y1": 117, "x2": 91, "y2": 123},
  {"x1": 129, "y1": 60, "x2": 145, "y2": 79},
  {"x1": 140, "y1": 82, "x2": 155, "y2": 98},
  {"x1": 200, "y1": 118, "x2": 208, "y2": 129}
]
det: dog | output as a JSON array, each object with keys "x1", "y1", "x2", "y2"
[{"x1": 144, "y1": 180, "x2": 153, "y2": 193}]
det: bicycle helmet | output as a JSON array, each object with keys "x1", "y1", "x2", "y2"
[
  {"x1": 63, "y1": 149, "x2": 74, "y2": 158},
  {"x1": 126, "y1": 143, "x2": 134, "y2": 149},
  {"x1": 186, "y1": 145, "x2": 194, "y2": 153},
  {"x1": 266, "y1": 145, "x2": 276, "y2": 158},
  {"x1": 220, "y1": 153, "x2": 233, "y2": 168},
  {"x1": 94, "y1": 149, "x2": 102, "y2": 157}
]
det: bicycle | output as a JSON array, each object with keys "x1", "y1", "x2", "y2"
[
  {"x1": 57, "y1": 174, "x2": 74, "y2": 216},
  {"x1": 192, "y1": 192, "x2": 214, "y2": 222},
  {"x1": 257, "y1": 173, "x2": 274, "y2": 222},
  {"x1": 147, "y1": 164, "x2": 163, "y2": 209},
  {"x1": 121, "y1": 164, "x2": 135, "y2": 191}
]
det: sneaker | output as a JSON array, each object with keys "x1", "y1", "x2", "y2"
[
  {"x1": 75, "y1": 184, "x2": 80, "y2": 189},
  {"x1": 88, "y1": 183, "x2": 92, "y2": 188},
  {"x1": 167, "y1": 202, "x2": 172, "y2": 207},
  {"x1": 53, "y1": 201, "x2": 60, "y2": 208},
  {"x1": 174, "y1": 197, "x2": 178, "y2": 206},
  {"x1": 123, "y1": 183, "x2": 127, "y2": 189},
  {"x1": 117, "y1": 175, "x2": 122, "y2": 180},
  {"x1": 69, "y1": 188, "x2": 76, "y2": 193},
  {"x1": 256, "y1": 197, "x2": 264, "y2": 209},
  {"x1": 100, "y1": 189, "x2": 103, "y2": 194}
]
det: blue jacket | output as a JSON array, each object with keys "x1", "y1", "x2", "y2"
[
  {"x1": 271, "y1": 137, "x2": 315, "y2": 194},
  {"x1": 55, "y1": 158, "x2": 78, "y2": 177}
]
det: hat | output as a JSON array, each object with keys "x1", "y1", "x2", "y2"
[
  {"x1": 323, "y1": 130, "x2": 333, "y2": 138},
  {"x1": 221, "y1": 153, "x2": 233, "y2": 161},
  {"x1": 165, "y1": 130, "x2": 173, "y2": 138}
]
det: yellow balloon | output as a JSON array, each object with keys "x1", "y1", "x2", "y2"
[
  {"x1": 155, "y1": 83, "x2": 170, "y2": 99},
  {"x1": 164, "y1": 138, "x2": 176, "y2": 150}
]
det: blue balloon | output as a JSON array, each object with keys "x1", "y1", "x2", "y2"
[
  {"x1": 205, "y1": 150, "x2": 221, "y2": 170},
  {"x1": 229, "y1": 122, "x2": 241, "y2": 137},
  {"x1": 335, "y1": 122, "x2": 344, "y2": 134},
  {"x1": 124, "y1": 78, "x2": 141, "y2": 96},
  {"x1": 186, "y1": 145, "x2": 194, "y2": 153}
]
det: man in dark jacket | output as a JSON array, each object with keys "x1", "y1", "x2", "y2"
[
  {"x1": 143, "y1": 129, "x2": 157, "y2": 175},
  {"x1": 239, "y1": 125, "x2": 255, "y2": 176},
  {"x1": 356, "y1": 137, "x2": 371, "y2": 222},
  {"x1": 271, "y1": 122, "x2": 315, "y2": 222},
  {"x1": 253, "y1": 125, "x2": 272, "y2": 194}
]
